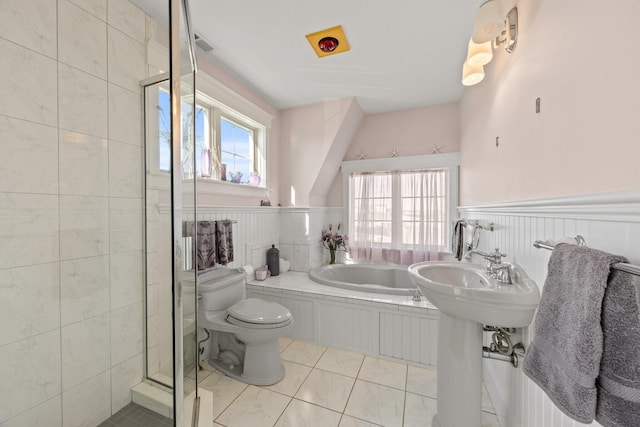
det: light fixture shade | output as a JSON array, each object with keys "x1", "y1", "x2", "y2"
[
  {"x1": 472, "y1": 0, "x2": 504, "y2": 43},
  {"x1": 466, "y1": 38, "x2": 493, "y2": 66},
  {"x1": 462, "y1": 61, "x2": 485, "y2": 86}
]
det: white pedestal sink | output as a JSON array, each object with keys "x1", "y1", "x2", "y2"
[{"x1": 408, "y1": 261, "x2": 539, "y2": 427}]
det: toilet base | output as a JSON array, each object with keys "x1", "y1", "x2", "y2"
[{"x1": 209, "y1": 338, "x2": 286, "y2": 386}]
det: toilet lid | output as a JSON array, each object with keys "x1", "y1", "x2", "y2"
[{"x1": 226, "y1": 298, "x2": 292, "y2": 327}]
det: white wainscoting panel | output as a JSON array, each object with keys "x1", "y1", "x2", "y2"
[
  {"x1": 380, "y1": 310, "x2": 439, "y2": 366},
  {"x1": 316, "y1": 299, "x2": 378, "y2": 354},
  {"x1": 459, "y1": 190, "x2": 640, "y2": 427},
  {"x1": 248, "y1": 278, "x2": 437, "y2": 367}
]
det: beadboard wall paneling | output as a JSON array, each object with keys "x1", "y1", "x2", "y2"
[
  {"x1": 248, "y1": 282, "x2": 438, "y2": 368},
  {"x1": 459, "y1": 190, "x2": 640, "y2": 427}
]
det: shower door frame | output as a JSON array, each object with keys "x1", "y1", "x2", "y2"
[{"x1": 139, "y1": 0, "x2": 200, "y2": 425}]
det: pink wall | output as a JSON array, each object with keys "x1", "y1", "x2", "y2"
[
  {"x1": 196, "y1": 54, "x2": 282, "y2": 205},
  {"x1": 459, "y1": 0, "x2": 640, "y2": 206},
  {"x1": 345, "y1": 103, "x2": 460, "y2": 160},
  {"x1": 323, "y1": 103, "x2": 461, "y2": 205},
  {"x1": 279, "y1": 97, "x2": 364, "y2": 207}
]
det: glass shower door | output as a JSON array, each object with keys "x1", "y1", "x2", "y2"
[{"x1": 141, "y1": 1, "x2": 199, "y2": 425}]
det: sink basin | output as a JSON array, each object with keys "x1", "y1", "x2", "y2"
[
  {"x1": 407, "y1": 260, "x2": 540, "y2": 427},
  {"x1": 408, "y1": 260, "x2": 540, "y2": 327}
]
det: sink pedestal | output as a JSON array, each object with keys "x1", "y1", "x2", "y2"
[{"x1": 433, "y1": 312, "x2": 483, "y2": 427}]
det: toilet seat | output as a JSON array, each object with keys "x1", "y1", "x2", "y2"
[{"x1": 226, "y1": 298, "x2": 292, "y2": 329}]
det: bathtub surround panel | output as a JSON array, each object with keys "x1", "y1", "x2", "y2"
[
  {"x1": 317, "y1": 302, "x2": 377, "y2": 355},
  {"x1": 458, "y1": 190, "x2": 640, "y2": 427},
  {"x1": 0, "y1": 0, "x2": 149, "y2": 424},
  {"x1": 247, "y1": 272, "x2": 438, "y2": 367},
  {"x1": 380, "y1": 311, "x2": 439, "y2": 366}
]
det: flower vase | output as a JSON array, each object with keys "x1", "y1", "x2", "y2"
[{"x1": 329, "y1": 249, "x2": 336, "y2": 264}]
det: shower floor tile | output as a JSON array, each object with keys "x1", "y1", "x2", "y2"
[{"x1": 98, "y1": 402, "x2": 172, "y2": 426}]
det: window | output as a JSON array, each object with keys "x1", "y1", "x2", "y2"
[
  {"x1": 220, "y1": 117, "x2": 254, "y2": 183},
  {"x1": 342, "y1": 154, "x2": 459, "y2": 264},
  {"x1": 350, "y1": 169, "x2": 449, "y2": 249},
  {"x1": 156, "y1": 87, "x2": 265, "y2": 186}
]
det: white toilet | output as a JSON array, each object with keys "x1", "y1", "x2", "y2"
[{"x1": 190, "y1": 267, "x2": 293, "y2": 385}]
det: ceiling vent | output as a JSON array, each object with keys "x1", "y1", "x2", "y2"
[{"x1": 194, "y1": 32, "x2": 215, "y2": 53}]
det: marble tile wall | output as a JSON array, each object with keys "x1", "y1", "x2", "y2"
[{"x1": 0, "y1": 0, "x2": 150, "y2": 425}]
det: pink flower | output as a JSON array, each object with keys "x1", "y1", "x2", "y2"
[{"x1": 321, "y1": 223, "x2": 349, "y2": 251}]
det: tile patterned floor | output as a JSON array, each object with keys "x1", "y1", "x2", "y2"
[
  {"x1": 199, "y1": 337, "x2": 501, "y2": 427},
  {"x1": 98, "y1": 402, "x2": 172, "y2": 427},
  {"x1": 102, "y1": 337, "x2": 500, "y2": 427}
]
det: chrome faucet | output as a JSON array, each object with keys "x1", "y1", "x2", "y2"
[
  {"x1": 467, "y1": 248, "x2": 513, "y2": 284},
  {"x1": 483, "y1": 248, "x2": 513, "y2": 284}
]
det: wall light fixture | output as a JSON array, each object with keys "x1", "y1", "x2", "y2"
[{"x1": 462, "y1": 2, "x2": 518, "y2": 86}]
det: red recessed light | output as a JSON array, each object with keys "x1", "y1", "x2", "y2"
[
  {"x1": 306, "y1": 26, "x2": 350, "y2": 57},
  {"x1": 318, "y1": 37, "x2": 339, "y2": 53}
]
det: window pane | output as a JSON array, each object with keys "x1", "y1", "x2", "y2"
[
  {"x1": 221, "y1": 117, "x2": 253, "y2": 183},
  {"x1": 194, "y1": 105, "x2": 208, "y2": 177},
  {"x1": 349, "y1": 168, "x2": 449, "y2": 251},
  {"x1": 158, "y1": 89, "x2": 171, "y2": 171}
]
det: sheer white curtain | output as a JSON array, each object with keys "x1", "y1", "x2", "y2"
[{"x1": 349, "y1": 169, "x2": 448, "y2": 265}]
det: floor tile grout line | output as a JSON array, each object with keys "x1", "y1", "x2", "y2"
[{"x1": 271, "y1": 397, "x2": 295, "y2": 427}]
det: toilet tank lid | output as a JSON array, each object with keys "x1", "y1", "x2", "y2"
[
  {"x1": 184, "y1": 267, "x2": 247, "y2": 292},
  {"x1": 227, "y1": 298, "x2": 292, "y2": 325}
]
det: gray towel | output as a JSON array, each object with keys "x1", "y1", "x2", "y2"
[
  {"x1": 196, "y1": 221, "x2": 217, "y2": 270},
  {"x1": 215, "y1": 220, "x2": 234, "y2": 265},
  {"x1": 596, "y1": 270, "x2": 640, "y2": 426},
  {"x1": 522, "y1": 244, "x2": 627, "y2": 423}
]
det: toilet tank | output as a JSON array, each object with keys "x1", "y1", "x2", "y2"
[{"x1": 193, "y1": 268, "x2": 247, "y2": 312}]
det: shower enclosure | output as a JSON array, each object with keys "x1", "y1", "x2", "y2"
[{"x1": 141, "y1": 0, "x2": 201, "y2": 425}]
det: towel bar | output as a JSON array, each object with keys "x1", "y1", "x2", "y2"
[{"x1": 533, "y1": 237, "x2": 640, "y2": 277}]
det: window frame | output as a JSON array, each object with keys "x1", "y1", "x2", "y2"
[
  {"x1": 218, "y1": 115, "x2": 258, "y2": 183},
  {"x1": 342, "y1": 153, "x2": 460, "y2": 253},
  {"x1": 147, "y1": 72, "x2": 271, "y2": 194}
]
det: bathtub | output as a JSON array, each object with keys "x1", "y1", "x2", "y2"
[{"x1": 309, "y1": 263, "x2": 419, "y2": 296}]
